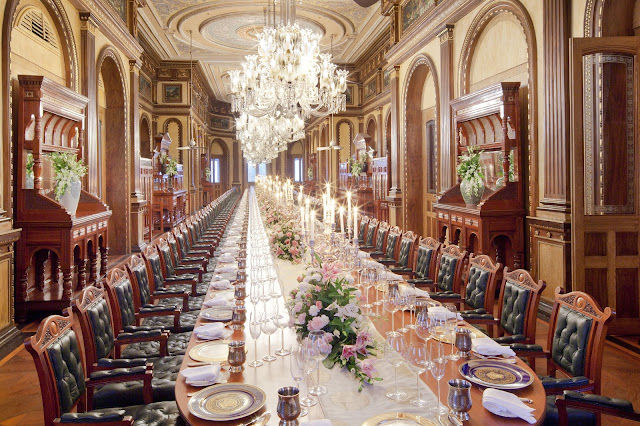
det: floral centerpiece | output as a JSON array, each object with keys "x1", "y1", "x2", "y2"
[
  {"x1": 456, "y1": 145, "x2": 485, "y2": 207},
  {"x1": 288, "y1": 262, "x2": 381, "y2": 390},
  {"x1": 270, "y1": 221, "x2": 303, "y2": 262},
  {"x1": 49, "y1": 152, "x2": 88, "y2": 201}
]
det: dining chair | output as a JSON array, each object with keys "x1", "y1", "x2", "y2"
[
  {"x1": 167, "y1": 232, "x2": 208, "y2": 270},
  {"x1": 378, "y1": 225, "x2": 402, "y2": 265},
  {"x1": 368, "y1": 221, "x2": 390, "y2": 258},
  {"x1": 462, "y1": 268, "x2": 545, "y2": 345},
  {"x1": 126, "y1": 254, "x2": 191, "y2": 312},
  {"x1": 25, "y1": 313, "x2": 183, "y2": 425},
  {"x1": 555, "y1": 390, "x2": 640, "y2": 425},
  {"x1": 360, "y1": 217, "x2": 379, "y2": 250},
  {"x1": 389, "y1": 230, "x2": 419, "y2": 275},
  {"x1": 406, "y1": 236, "x2": 441, "y2": 285},
  {"x1": 419, "y1": 245, "x2": 467, "y2": 296},
  {"x1": 357, "y1": 215, "x2": 370, "y2": 242},
  {"x1": 157, "y1": 239, "x2": 204, "y2": 284},
  {"x1": 143, "y1": 244, "x2": 200, "y2": 295}
]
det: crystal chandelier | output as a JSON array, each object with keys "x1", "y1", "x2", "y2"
[
  {"x1": 228, "y1": 0, "x2": 348, "y2": 120},
  {"x1": 236, "y1": 111, "x2": 305, "y2": 164}
]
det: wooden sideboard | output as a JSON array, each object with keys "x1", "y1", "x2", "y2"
[{"x1": 434, "y1": 82, "x2": 525, "y2": 269}]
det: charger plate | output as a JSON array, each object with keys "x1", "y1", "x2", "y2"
[
  {"x1": 459, "y1": 360, "x2": 533, "y2": 390},
  {"x1": 189, "y1": 340, "x2": 230, "y2": 363},
  {"x1": 200, "y1": 306, "x2": 234, "y2": 321},
  {"x1": 188, "y1": 383, "x2": 266, "y2": 421},
  {"x1": 362, "y1": 412, "x2": 437, "y2": 426}
]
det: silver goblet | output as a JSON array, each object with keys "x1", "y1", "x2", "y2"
[
  {"x1": 454, "y1": 328, "x2": 473, "y2": 358},
  {"x1": 231, "y1": 307, "x2": 246, "y2": 331},
  {"x1": 447, "y1": 379, "x2": 472, "y2": 422},
  {"x1": 228, "y1": 340, "x2": 246, "y2": 373},
  {"x1": 277, "y1": 386, "x2": 301, "y2": 426}
]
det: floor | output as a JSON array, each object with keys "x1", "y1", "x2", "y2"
[{"x1": 1, "y1": 320, "x2": 639, "y2": 425}]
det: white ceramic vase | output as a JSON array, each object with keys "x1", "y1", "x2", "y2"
[{"x1": 59, "y1": 179, "x2": 81, "y2": 216}]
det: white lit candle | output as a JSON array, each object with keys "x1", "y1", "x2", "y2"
[
  {"x1": 353, "y1": 206, "x2": 358, "y2": 234},
  {"x1": 310, "y1": 210, "x2": 315, "y2": 240},
  {"x1": 339, "y1": 205, "x2": 345, "y2": 234},
  {"x1": 300, "y1": 206, "x2": 305, "y2": 231},
  {"x1": 347, "y1": 191, "x2": 352, "y2": 228}
]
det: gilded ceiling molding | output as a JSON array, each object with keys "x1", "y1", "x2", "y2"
[
  {"x1": 401, "y1": 53, "x2": 439, "y2": 229},
  {"x1": 457, "y1": 0, "x2": 538, "y2": 217}
]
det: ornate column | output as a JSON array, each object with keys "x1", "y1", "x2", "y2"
[
  {"x1": 80, "y1": 12, "x2": 99, "y2": 196},
  {"x1": 129, "y1": 59, "x2": 146, "y2": 252},
  {"x1": 438, "y1": 24, "x2": 455, "y2": 192},
  {"x1": 387, "y1": 65, "x2": 402, "y2": 227},
  {"x1": 232, "y1": 140, "x2": 240, "y2": 187},
  {"x1": 377, "y1": 107, "x2": 384, "y2": 156}
]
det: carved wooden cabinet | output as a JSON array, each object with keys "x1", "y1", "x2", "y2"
[
  {"x1": 14, "y1": 76, "x2": 112, "y2": 321},
  {"x1": 151, "y1": 132, "x2": 187, "y2": 232},
  {"x1": 372, "y1": 157, "x2": 389, "y2": 223},
  {"x1": 434, "y1": 82, "x2": 525, "y2": 269}
]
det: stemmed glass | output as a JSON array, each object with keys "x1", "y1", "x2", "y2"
[
  {"x1": 406, "y1": 283, "x2": 417, "y2": 330},
  {"x1": 275, "y1": 303, "x2": 291, "y2": 356},
  {"x1": 383, "y1": 284, "x2": 401, "y2": 337},
  {"x1": 308, "y1": 330, "x2": 330, "y2": 396},
  {"x1": 259, "y1": 278, "x2": 272, "y2": 322},
  {"x1": 260, "y1": 312, "x2": 278, "y2": 362},
  {"x1": 248, "y1": 313, "x2": 263, "y2": 368},
  {"x1": 300, "y1": 339, "x2": 318, "y2": 408},
  {"x1": 373, "y1": 267, "x2": 384, "y2": 315},
  {"x1": 415, "y1": 305, "x2": 432, "y2": 344},
  {"x1": 249, "y1": 281, "x2": 261, "y2": 315},
  {"x1": 289, "y1": 344, "x2": 309, "y2": 417},
  {"x1": 430, "y1": 341, "x2": 449, "y2": 416},
  {"x1": 397, "y1": 290, "x2": 409, "y2": 333},
  {"x1": 407, "y1": 340, "x2": 428, "y2": 407},
  {"x1": 384, "y1": 333, "x2": 407, "y2": 401},
  {"x1": 444, "y1": 303, "x2": 460, "y2": 361},
  {"x1": 361, "y1": 267, "x2": 373, "y2": 311}
]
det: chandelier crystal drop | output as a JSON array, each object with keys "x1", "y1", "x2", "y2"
[
  {"x1": 236, "y1": 112, "x2": 305, "y2": 164},
  {"x1": 228, "y1": 0, "x2": 348, "y2": 120}
]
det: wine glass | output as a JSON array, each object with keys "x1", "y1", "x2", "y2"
[
  {"x1": 361, "y1": 267, "x2": 373, "y2": 311},
  {"x1": 383, "y1": 284, "x2": 401, "y2": 337},
  {"x1": 300, "y1": 338, "x2": 318, "y2": 407},
  {"x1": 406, "y1": 283, "x2": 417, "y2": 330},
  {"x1": 415, "y1": 307, "x2": 432, "y2": 343},
  {"x1": 259, "y1": 278, "x2": 272, "y2": 322},
  {"x1": 444, "y1": 303, "x2": 460, "y2": 361},
  {"x1": 289, "y1": 344, "x2": 309, "y2": 417},
  {"x1": 429, "y1": 341, "x2": 449, "y2": 416},
  {"x1": 248, "y1": 313, "x2": 263, "y2": 368},
  {"x1": 384, "y1": 333, "x2": 407, "y2": 401},
  {"x1": 397, "y1": 289, "x2": 409, "y2": 333},
  {"x1": 261, "y1": 312, "x2": 278, "y2": 362},
  {"x1": 275, "y1": 303, "x2": 291, "y2": 356},
  {"x1": 406, "y1": 340, "x2": 428, "y2": 407},
  {"x1": 308, "y1": 330, "x2": 331, "y2": 396}
]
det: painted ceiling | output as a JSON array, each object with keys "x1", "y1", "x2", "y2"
[{"x1": 138, "y1": 0, "x2": 387, "y2": 102}]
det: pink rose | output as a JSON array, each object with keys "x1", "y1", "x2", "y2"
[
  {"x1": 293, "y1": 302, "x2": 303, "y2": 313},
  {"x1": 307, "y1": 315, "x2": 329, "y2": 331},
  {"x1": 286, "y1": 232, "x2": 292, "y2": 237},
  {"x1": 285, "y1": 239, "x2": 290, "y2": 244},
  {"x1": 315, "y1": 301, "x2": 323, "y2": 310},
  {"x1": 296, "y1": 313, "x2": 306, "y2": 324},
  {"x1": 292, "y1": 240, "x2": 299, "y2": 247}
]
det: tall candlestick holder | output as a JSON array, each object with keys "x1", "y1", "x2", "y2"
[{"x1": 309, "y1": 238, "x2": 316, "y2": 267}]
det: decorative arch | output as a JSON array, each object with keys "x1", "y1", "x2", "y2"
[
  {"x1": 457, "y1": 0, "x2": 538, "y2": 215},
  {"x1": 402, "y1": 53, "x2": 439, "y2": 235},
  {"x1": 336, "y1": 118, "x2": 353, "y2": 162},
  {"x1": 139, "y1": 113, "x2": 152, "y2": 158},
  {"x1": 96, "y1": 45, "x2": 130, "y2": 255},
  {"x1": 2, "y1": 0, "x2": 80, "y2": 213},
  {"x1": 584, "y1": 0, "x2": 605, "y2": 36},
  {"x1": 365, "y1": 115, "x2": 377, "y2": 153},
  {"x1": 163, "y1": 117, "x2": 183, "y2": 162},
  {"x1": 209, "y1": 137, "x2": 229, "y2": 188},
  {"x1": 585, "y1": 0, "x2": 637, "y2": 37},
  {"x1": 384, "y1": 109, "x2": 392, "y2": 157}
]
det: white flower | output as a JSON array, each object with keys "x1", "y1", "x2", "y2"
[
  {"x1": 354, "y1": 289, "x2": 362, "y2": 299},
  {"x1": 344, "y1": 302, "x2": 359, "y2": 318},
  {"x1": 310, "y1": 273, "x2": 322, "y2": 282},
  {"x1": 333, "y1": 329, "x2": 340, "y2": 337},
  {"x1": 309, "y1": 305, "x2": 319, "y2": 317},
  {"x1": 326, "y1": 301, "x2": 339, "y2": 311},
  {"x1": 299, "y1": 283, "x2": 309, "y2": 292}
]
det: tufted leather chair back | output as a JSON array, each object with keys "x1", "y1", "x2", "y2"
[
  {"x1": 130, "y1": 264, "x2": 151, "y2": 306},
  {"x1": 375, "y1": 226, "x2": 389, "y2": 252},
  {"x1": 463, "y1": 254, "x2": 501, "y2": 310},
  {"x1": 412, "y1": 237, "x2": 440, "y2": 279},
  {"x1": 365, "y1": 219, "x2": 378, "y2": 246},
  {"x1": 495, "y1": 268, "x2": 546, "y2": 345},
  {"x1": 159, "y1": 245, "x2": 176, "y2": 276},
  {"x1": 168, "y1": 239, "x2": 181, "y2": 265},
  {"x1": 145, "y1": 252, "x2": 165, "y2": 291},
  {"x1": 434, "y1": 245, "x2": 466, "y2": 293},
  {"x1": 109, "y1": 276, "x2": 137, "y2": 331},
  {"x1": 175, "y1": 231, "x2": 189, "y2": 258},
  {"x1": 25, "y1": 314, "x2": 88, "y2": 424},
  {"x1": 358, "y1": 217, "x2": 369, "y2": 241},
  {"x1": 397, "y1": 239, "x2": 411, "y2": 267},
  {"x1": 71, "y1": 285, "x2": 116, "y2": 370},
  {"x1": 385, "y1": 233, "x2": 399, "y2": 259},
  {"x1": 545, "y1": 288, "x2": 614, "y2": 393},
  {"x1": 181, "y1": 227, "x2": 193, "y2": 251}
]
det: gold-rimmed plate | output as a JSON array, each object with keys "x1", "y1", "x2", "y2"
[
  {"x1": 459, "y1": 360, "x2": 534, "y2": 390},
  {"x1": 432, "y1": 324, "x2": 481, "y2": 344},
  {"x1": 188, "y1": 383, "x2": 266, "y2": 421},
  {"x1": 200, "y1": 306, "x2": 234, "y2": 321},
  {"x1": 362, "y1": 412, "x2": 437, "y2": 426},
  {"x1": 189, "y1": 340, "x2": 230, "y2": 363}
]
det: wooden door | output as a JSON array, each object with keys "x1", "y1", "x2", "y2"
[{"x1": 571, "y1": 36, "x2": 640, "y2": 334}]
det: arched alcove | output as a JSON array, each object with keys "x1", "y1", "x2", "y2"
[
  {"x1": 97, "y1": 48, "x2": 128, "y2": 256},
  {"x1": 403, "y1": 54, "x2": 439, "y2": 237},
  {"x1": 336, "y1": 119, "x2": 353, "y2": 164},
  {"x1": 209, "y1": 138, "x2": 229, "y2": 190},
  {"x1": 366, "y1": 117, "x2": 377, "y2": 154},
  {"x1": 140, "y1": 115, "x2": 151, "y2": 159}
]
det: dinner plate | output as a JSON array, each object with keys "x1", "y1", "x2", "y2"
[
  {"x1": 432, "y1": 324, "x2": 480, "y2": 344},
  {"x1": 200, "y1": 306, "x2": 234, "y2": 321},
  {"x1": 459, "y1": 360, "x2": 533, "y2": 390},
  {"x1": 189, "y1": 341, "x2": 230, "y2": 363},
  {"x1": 188, "y1": 383, "x2": 266, "y2": 421},
  {"x1": 362, "y1": 412, "x2": 437, "y2": 426}
]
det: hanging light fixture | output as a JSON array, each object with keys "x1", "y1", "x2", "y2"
[{"x1": 228, "y1": 0, "x2": 348, "y2": 120}]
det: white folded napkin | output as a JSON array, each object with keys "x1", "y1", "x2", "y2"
[
  {"x1": 358, "y1": 250, "x2": 371, "y2": 259},
  {"x1": 428, "y1": 306, "x2": 463, "y2": 321},
  {"x1": 218, "y1": 254, "x2": 235, "y2": 264},
  {"x1": 210, "y1": 279, "x2": 232, "y2": 290},
  {"x1": 482, "y1": 388, "x2": 536, "y2": 424},
  {"x1": 194, "y1": 323, "x2": 227, "y2": 340},
  {"x1": 301, "y1": 420, "x2": 332, "y2": 426},
  {"x1": 385, "y1": 271, "x2": 404, "y2": 281},
  {"x1": 472, "y1": 337, "x2": 516, "y2": 357},
  {"x1": 203, "y1": 295, "x2": 232, "y2": 308},
  {"x1": 181, "y1": 364, "x2": 221, "y2": 385},
  {"x1": 215, "y1": 266, "x2": 237, "y2": 274},
  {"x1": 400, "y1": 286, "x2": 431, "y2": 298}
]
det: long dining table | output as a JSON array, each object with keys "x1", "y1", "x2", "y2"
[{"x1": 175, "y1": 261, "x2": 546, "y2": 425}]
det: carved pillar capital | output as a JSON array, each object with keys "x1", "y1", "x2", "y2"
[
  {"x1": 437, "y1": 23, "x2": 454, "y2": 44},
  {"x1": 79, "y1": 12, "x2": 99, "y2": 33}
]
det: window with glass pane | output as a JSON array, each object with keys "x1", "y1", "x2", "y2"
[
  {"x1": 258, "y1": 163, "x2": 267, "y2": 176},
  {"x1": 294, "y1": 157, "x2": 302, "y2": 182},
  {"x1": 213, "y1": 158, "x2": 220, "y2": 183}
]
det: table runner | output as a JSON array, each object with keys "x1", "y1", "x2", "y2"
[{"x1": 274, "y1": 258, "x2": 441, "y2": 425}]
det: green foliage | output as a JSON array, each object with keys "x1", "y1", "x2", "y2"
[
  {"x1": 456, "y1": 146, "x2": 484, "y2": 196},
  {"x1": 307, "y1": 166, "x2": 314, "y2": 179},
  {"x1": 48, "y1": 152, "x2": 87, "y2": 201},
  {"x1": 165, "y1": 158, "x2": 178, "y2": 177},
  {"x1": 496, "y1": 150, "x2": 516, "y2": 182},
  {"x1": 26, "y1": 153, "x2": 34, "y2": 178},
  {"x1": 204, "y1": 167, "x2": 211, "y2": 182},
  {"x1": 349, "y1": 155, "x2": 365, "y2": 177}
]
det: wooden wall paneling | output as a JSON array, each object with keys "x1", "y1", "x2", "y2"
[
  {"x1": 232, "y1": 140, "x2": 240, "y2": 186},
  {"x1": 0, "y1": 228, "x2": 20, "y2": 346},
  {"x1": 438, "y1": 24, "x2": 454, "y2": 193},
  {"x1": 540, "y1": 0, "x2": 571, "y2": 211},
  {"x1": 80, "y1": 13, "x2": 98, "y2": 196},
  {"x1": 387, "y1": 65, "x2": 403, "y2": 227},
  {"x1": 129, "y1": 59, "x2": 146, "y2": 252}
]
